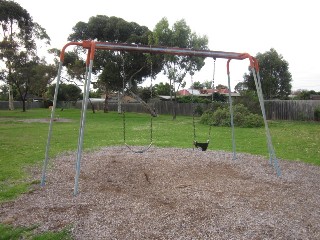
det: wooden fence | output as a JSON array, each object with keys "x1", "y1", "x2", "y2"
[
  {"x1": 264, "y1": 100, "x2": 320, "y2": 121},
  {"x1": 2, "y1": 99, "x2": 319, "y2": 121},
  {"x1": 107, "y1": 102, "x2": 210, "y2": 116},
  {"x1": 106, "y1": 100, "x2": 320, "y2": 121}
]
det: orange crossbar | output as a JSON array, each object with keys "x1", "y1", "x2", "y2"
[{"x1": 59, "y1": 40, "x2": 259, "y2": 72}]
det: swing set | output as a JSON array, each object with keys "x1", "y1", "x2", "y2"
[{"x1": 41, "y1": 40, "x2": 281, "y2": 196}]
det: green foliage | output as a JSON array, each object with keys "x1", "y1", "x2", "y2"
[
  {"x1": 243, "y1": 48, "x2": 292, "y2": 100},
  {"x1": 0, "y1": 84, "x2": 8, "y2": 100},
  {"x1": 48, "y1": 84, "x2": 82, "y2": 102},
  {"x1": 154, "y1": 82, "x2": 172, "y2": 96},
  {"x1": 0, "y1": 0, "x2": 51, "y2": 111},
  {"x1": 137, "y1": 87, "x2": 152, "y2": 102},
  {"x1": 177, "y1": 95, "x2": 210, "y2": 103},
  {"x1": 200, "y1": 104, "x2": 263, "y2": 128},
  {"x1": 0, "y1": 224, "x2": 36, "y2": 240},
  {"x1": 151, "y1": 17, "x2": 208, "y2": 119},
  {"x1": 314, "y1": 106, "x2": 320, "y2": 121},
  {"x1": 192, "y1": 81, "x2": 203, "y2": 89},
  {"x1": 212, "y1": 92, "x2": 227, "y2": 102},
  {"x1": 293, "y1": 89, "x2": 320, "y2": 100},
  {"x1": 234, "y1": 90, "x2": 261, "y2": 114},
  {"x1": 68, "y1": 15, "x2": 162, "y2": 94},
  {"x1": 176, "y1": 93, "x2": 226, "y2": 104},
  {"x1": 0, "y1": 224, "x2": 72, "y2": 240},
  {"x1": 194, "y1": 105, "x2": 204, "y2": 116},
  {"x1": 89, "y1": 90, "x2": 102, "y2": 99}
]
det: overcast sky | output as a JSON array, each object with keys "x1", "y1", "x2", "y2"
[{"x1": 14, "y1": 0, "x2": 320, "y2": 91}]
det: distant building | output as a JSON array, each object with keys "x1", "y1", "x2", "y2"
[{"x1": 179, "y1": 88, "x2": 240, "y2": 97}]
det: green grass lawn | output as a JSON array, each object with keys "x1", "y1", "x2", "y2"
[{"x1": 0, "y1": 108, "x2": 319, "y2": 239}]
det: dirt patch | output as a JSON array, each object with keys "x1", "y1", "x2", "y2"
[
  {"x1": 0, "y1": 117, "x2": 73, "y2": 123},
  {"x1": 0, "y1": 147, "x2": 319, "y2": 239},
  {"x1": 20, "y1": 118, "x2": 73, "y2": 123}
]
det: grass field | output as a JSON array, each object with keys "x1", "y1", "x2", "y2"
[
  {"x1": 1, "y1": 108, "x2": 319, "y2": 201},
  {"x1": 0, "y1": 108, "x2": 319, "y2": 239}
]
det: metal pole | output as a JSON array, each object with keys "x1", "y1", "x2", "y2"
[
  {"x1": 94, "y1": 42, "x2": 248, "y2": 60},
  {"x1": 251, "y1": 68, "x2": 281, "y2": 176},
  {"x1": 41, "y1": 62, "x2": 63, "y2": 186},
  {"x1": 227, "y1": 70, "x2": 237, "y2": 160},
  {"x1": 73, "y1": 60, "x2": 93, "y2": 195}
]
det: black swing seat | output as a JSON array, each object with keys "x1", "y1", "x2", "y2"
[{"x1": 193, "y1": 140, "x2": 209, "y2": 151}]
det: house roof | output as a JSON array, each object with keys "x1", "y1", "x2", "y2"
[
  {"x1": 177, "y1": 89, "x2": 191, "y2": 95},
  {"x1": 178, "y1": 88, "x2": 240, "y2": 97}
]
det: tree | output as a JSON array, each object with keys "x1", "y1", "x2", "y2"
[
  {"x1": 151, "y1": 17, "x2": 208, "y2": 119},
  {"x1": 216, "y1": 84, "x2": 228, "y2": 90},
  {"x1": 68, "y1": 15, "x2": 163, "y2": 113},
  {"x1": 154, "y1": 82, "x2": 172, "y2": 95},
  {"x1": 9, "y1": 53, "x2": 56, "y2": 111},
  {"x1": 0, "y1": 0, "x2": 50, "y2": 110},
  {"x1": 293, "y1": 89, "x2": 320, "y2": 100},
  {"x1": 192, "y1": 81, "x2": 204, "y2": 90},
  {"x1": 48, "y1": 83, "x2": 81, "y2": 103},
  {"x1": 243, "y1": 48, "x2": 292, "y2": 99},
  {"x1": 0, "y1": 84, "x2": 9, "y2": 100},
  {"x1": 234, "y1": 81, "x2": 247, "y2": 93},
  {"x1": 203, "y1": 80, "x2": 213, "y2": 89}
]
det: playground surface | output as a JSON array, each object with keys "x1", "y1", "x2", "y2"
[{"x1": 1, "y1": 147, "x2": 319, "y2": 239}]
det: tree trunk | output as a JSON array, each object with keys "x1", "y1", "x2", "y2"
[
  {"x1": 172, "y1": 98, "x2": 177, "y2": 120},
  {"x1": 8, "y1": 84, "x2": 14, "y2": 110},
  {"x1": 104, "y1": 94, "x2": 108, "y2": 113},
  {"x1": 22, "y1": 99, "x2": 26, "y2": 112},
  {"x1": 117, "y1": 91, "x2": 122, "y2": 114},
  {"x1": 88, "y1": 98, "x2": 95, "y2": 113},
  {"x1": 128, "y1": 90, "x2": 157, "y2": 117}
]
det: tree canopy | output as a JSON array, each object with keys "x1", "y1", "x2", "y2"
[
  {"x1": 150, "y1": 17, "x2": 208, "y2": 87},
  {"x1": 0, "y1": 0, "x2": 52, "y2": 111},
  {"x1": 154, "y1": 82, "x2": 172, "y2": 96},
  {"x1": 68, "y1": 15, "x2": 163, "y2": 91},
  {"x1": 243, "y1": 48, "x2": 292, "y2": 100},
  {"x1": 48, "y1": 83, "x2": 82, "y2": 102}
]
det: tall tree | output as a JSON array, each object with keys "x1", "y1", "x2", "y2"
[
  {"x1": 68, "y1": 15, "x2": 163, "y2": 113},
  {"x1": 150, "y1": 17, "x2": 208, "y2": 119},
  {"x1": 243, "y1": 48, "x2": 292, "y2": 99},
  {"x1": 0, "y1": 0, "x2": 50, "y2": 110},
  {"x1": 9, "y1": 53, "x2": 55, "y2": 111}
]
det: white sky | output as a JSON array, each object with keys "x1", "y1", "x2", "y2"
[{"x1": 14, "y1": 0, "x2": 320, "y2": 91}]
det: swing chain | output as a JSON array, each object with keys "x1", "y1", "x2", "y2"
[
  {"x1": 122, "y1": 52, "x2": 154, "y2": 153},
  {"x1": 208, "y1": 58, "x2": 216, "y2": 140}
]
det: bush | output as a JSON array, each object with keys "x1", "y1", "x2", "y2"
[
  {"x1": 194, "y1": 105, "x2": 204, "y2": 116},
  {"x1": 234, "y1": 90, "x2": 261, "y2": 114},
  {"x1": 200, "y1": 103, "x2": 264, "y2": 128},
  {"x1": 314, "y1": 106, "x2": 320, "y2": 121}
]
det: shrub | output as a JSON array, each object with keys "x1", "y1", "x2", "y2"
[
  {"x1": 194, "y1": 105, "x2": 204, "y2": 116},
  {"x1": 200, "y1": 103, "x2": 264, "y2": 128},
  {"x1": 314, "y1": 106, "x2": 320, "y2": 121}
]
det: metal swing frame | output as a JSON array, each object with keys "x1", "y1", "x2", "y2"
[{"x1": 41, "y1": 40, "x2": 281, "y2": 196}]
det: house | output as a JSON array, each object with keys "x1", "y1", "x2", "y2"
[
  {"x1": 177, "y1": 89, "x2": 201, "y2": 96},
  {"x1": 180, "y1": 88, "x2": 240, "y2": 97}
]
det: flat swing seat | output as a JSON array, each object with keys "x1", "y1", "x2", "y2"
[{"x1": 193, "y1": 140, "x2": 209, "y2": 151}]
